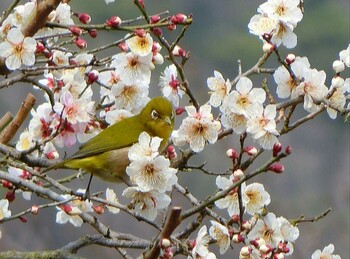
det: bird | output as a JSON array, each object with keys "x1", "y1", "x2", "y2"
[{"x1": 43, "y1": 96, "x2": 175, "y2": 184}]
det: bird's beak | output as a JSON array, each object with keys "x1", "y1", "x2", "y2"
[{"x1": 164, "y1": 116, "x2": 172, "y2": 126}]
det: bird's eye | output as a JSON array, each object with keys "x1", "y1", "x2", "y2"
[{"x1": 151, "y1": 110, "x2": 159, "y2": 120}]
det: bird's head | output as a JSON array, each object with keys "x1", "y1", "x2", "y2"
[{"x1": 140, "y1": 96, "x2": 175, "y2": 149}]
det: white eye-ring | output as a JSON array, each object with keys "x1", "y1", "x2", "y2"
[{"x1": 151, "y1": 110, "x2": 159, "y2": 120}]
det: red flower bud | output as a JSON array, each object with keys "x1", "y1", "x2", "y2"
[
  {"x1": 244, "y1": 146, "x2": 258, "y2": 156},
  {"x1": 88, "y1": 29, "x2": 98, "y2": 38},
  {"x1": 35, "y1": 42, "x2": 45, "y2": 54},
  {"x1": 175, "y1": 107, "x2": 185, "y2": 115},
  {"x1": 69, "y1": 26, "x2": 83, "y2": 36},
  {"x1": 93, "y1": 205, "x2": 105, "y2": 214},
  {"x1": 268, "y1": 163, "x2": 284, "y2": 174},
  {"x1": 285, "y1": 53, "x2": 296, "y2": 65},
  {"x1": 285, "y1": 145, "x2": 292, "y2": 154},
  {"x1": 87, "y1": 70, "x2": 99, "y2": 84},
  {"x1": 77, "y1": 13, "x2": 91, "y2": 24},
  {"x1": 134, "y1": 28, "x2": 146, "y2": 38},
  {"x1": 73, "y1": 37, "x2": 87, "y2": 49},
  {"x1": 171, "y1": 13, "x2": 187, "y2": 24},
  {"x1": 6, "y1": 191, "x2": 15, "y2": 202},
  {"x1": 20, "y1": 216, "x2": 28, "y2": 223},
  {"x1": 226, "y1": 148, "x2": 238, "y2": 160},
  {"x1": 2, "y1": 180, "x2": 13, "y2": 189},
  {"x1": 167, "y1": 23, "x2": 176, "y2": 31},
  {"x1": 273, "y1": 142, "x2": 282, "y2": 157},
  {"x1": 150, "y1": 15, "x2": 161, "y2": 24},
  {"x1": 151, "y1": 27, "x2": 163, "y2": 37},
  {"x1": 118, "y1": 42, "x2": 129, "y2": 52},
  {"x1": 106, "y1": 16, "x2": 121, "y2": 27}
]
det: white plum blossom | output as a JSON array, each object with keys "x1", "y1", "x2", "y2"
[
  {"x1": 191, "y1": 226, "x2": 217, "y2": 259},
  {"x1": 0, "y1": 27, "x2": 36, "y2": 70},
  {"x1": 105, "y1": 109, "x2": 133, "y2": 125},
  {"x1": 248, "y1": 14, "x2": 278, "y2": 40},
  {"x1": 224, "y1": 77, "x2": 266, "y2": 117},
  {"x1": 128, "y1": 132, "x2": 162, "y2": 161},
  {"x1": 8, "y1": 167, "x2": 32, "y2": 200},
  {"x1": 16, "y1": 130, "x2": 35, "y2": 152},
  {"x1": 111, "y1": 52, "x2": 153, "y2": 85},
  {"x1": 242, "y1": 182, "x2": 271, "y2": 215},
  {"x1": 159, "y1": 64, "x2": 185, "y2": 107},
  {"x1": 111, "y1": 80, "x2": 149, "y2": 113},
  {"x1": 295, "y1": 68, "x2": 328, "y2": 113},
  {"x1": 207, "y1": 71, "x2": 232, "y2": 107},
  {"x1": 56, "y1": 190, "x2": 93, "y2": 227},
  {"x1": 214, "y1": 175, "x2": 245, "y2": 217},
  {"x1": 311, "y1": 244, "x2": 341, "y2": 259},
  {"x1": 326, "y1": 86, "x2": 346, "y2": 119},
  {"x1": 246, "y1": 104, "x2": 279, "y2": 149},
  {"x1": 277, "y1": 216, "x2": 299, "y2": 255},
  {"x1": 122, "y1": 187, "x2": 171, "y2": 221},
  {"x1": 339, "y1": 44, "x2": 350, "y2": 67},
  {"x1": 0, "y1": 199, "x2": 11, "y2": 220},
  {"x1": 105, "y1": 188, "x2": 120, "y2": 214},
  {"x1": 173, "y1": 105, "x2": 221, "y2": 153},
  {"x1": 220, "y1": 110, "x2": 248, "y2": 134},
  {"x1": 209, "y1": 221, "x2": 231, "y2": 254},
  {"x1": 258, "y1": 0, "x2": 303, "y2": 27},
  {"x1": 126, "y1": 155, "x2": 177, "y2": 193},
  {"x1": 247, "y1": 212, "x2": 284, "y2": 247},
  {"x1": 126, "y1": 33, "x2": 153, "y2": 56}
]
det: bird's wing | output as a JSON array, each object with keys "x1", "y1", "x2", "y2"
[{"x1": 69, "y1": 116, "x2": 144, "y2": 159}]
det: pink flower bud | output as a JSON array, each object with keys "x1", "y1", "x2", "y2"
[
  {"x1": 263, "y1": 42, "x2": 275, "y2": 53},
  {"x1": 250, "y1": 238, "x2": 266, "y2": 248},
  {"x1": 20, "y1": 216, "x2": 28, "y2": 223},
  {"x1": 231, "y1": 214, "x2": 240, "y2": 223},
  {"x1": 268, "y1": 163, "x2": 284, "y2": 174},
  {"x1": 332, "y1": 60, "x2": 345, "y2": 73},
  {"x1": 135, "y1": 28, "x2": 146, "y2": 38},
  {"x1": 160, "y1": 238, "x2": 172, "y2": 249},
  {"x1": 73, "y1": 37, "x2": 87, "y2": 49},
  {"x1": 6, "y1": 191, "x2": 15, "y2": 202},
  {"x1": 152, "y1": 42, "x2": 162, "y2": 53},
  {"x1": 150, "y1": 15, "x2": 161, "y2": 24},
  {"x1": 31, "y1": 205, "x2": 40, "y2": 215},
  {"x1": 2, "y1": 180, "x2": 13, "y2": 189},
  {"x1": 285, "y1": 53, "x2": 296, "y2": 65},
  {"x1": 233, "y1": 169, "x2": 244, "y2": 181},
  {"x1": 171, "y1": 13, "x2": 187, "y2": 24},
  {"x1": 106, "y1": 16, "x2": 122, "y2": 27},
  {"x1": 244, "y1": 146, "x2": 258, "y2": 156},
  {"x1": 240, "y1": 246, "x2": 252, "y2": 256},
  {"x1": 118, "y1": 42, "x2": 129, "y2": 52},
  {"x1": 69, "y1": 26, "x2": 83, "y2": 36},
  {"x1": 151, "y1": 27, "x2": 163, "y2": 37},
  {"x1": 226, "y1": 148, "x2": 238, "y2": 159},
  {"x1": 285, "y1": 145, "x2": 292, "y2": 154},
  {"x1": 172, "y1": 45, "x2": 186, "y2": 57},
  {"x1": 259, "y1": 244, "x2": 273, "y2": 254},
  {"x1": 175, "y1": 107, "x2": 185, "y2": 115},
  {"x1": 87, "y1": 70, "x2": 99, "y2": 84},
  {"x1": 273, "y1": 142, "x2": 282, "y2": 157},
  {"x1": 77, "y1": 13, "x2": 91, "y2": 24},
  {"x1": 35, "y1": 42, "x2": 45, "y2": 53},
  {"x1": 93, "y1": 205, "x2": 105, "y2": 214},
  {"x1": 46, "y1": 151, "x2": 59, "y2": 160},
  {"x1": 138, "y1": 0, "x2": 144, "y2": 8},
  {"x1": 88, "y1": 29, "x2": 98, "y2": 38},
  {"x1": 167, "y1": 23, "x2": 176, "y2": 31},
  {"x1": 232, "y1": 234, "x2": 244, "y2": 243}
]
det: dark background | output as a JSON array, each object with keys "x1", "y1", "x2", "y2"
[{"x1": 0, "y1": 0, "x2": 349, "y2": 258}]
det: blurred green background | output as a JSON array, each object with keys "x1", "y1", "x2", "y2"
[{"x1": 0, "y1": 0, "x2": 349, "y2": 258}]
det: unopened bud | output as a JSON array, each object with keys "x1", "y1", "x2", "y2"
[
  {"x1": 240, "y1": 246, "x2": 252, "y2": 256},
  {"x1": 150, "y1": 15, "x2": 161, "y2": 24},
  {"x1": 250, "y1": 237, "x2": 266, "y2": 248},
  {"x1": 2, "y1": 180, "x2": 13, "y2": 189},
  {"x1": 31, "y1": 205, "x2": 40, "y2": 215},
  {"x1": 74, "y1": 37, "x2": 87, "y2": 49},
  {"x1": 106, "y1": 16, "x2": 122, "y2": 27},
  {"x1": 93, "y1": 205, "x2": 105, "y2": 214},
  {"x1": 69, "y1": 26, "x2": 83, "y2": 36},
  {"x1": 175, "y1": 107, "x2": 185, "y2": 115},
  {"x1": 160, "y1": 238, "x2": 172, "y2": 249},
  {"x1": 331, "y1": 76, "x2": 345, "y2": 88},
  {"x1": 151, "y1": 27, "x2": 163, "y2": 37},
  {"x1": 152, "y1": 42, "x2": 162, "y2": 53},
  {"x1": 88, "y1": 29, "x2": 98, "y2": 38},
  {"x1": 273, "y1": 142, "x2": 282, "y2": 157},
  {"x1": 285, "y1": 145, "x2": 292, "y2": 154},
  {"x1": 153, "y1": 52, "x2": 164, "y2": 65},
  {"x1": 259, "y1": 244, "x2": 273, "y2": 254},
  {"x1": 332, "y1": 60, "x2": 345, "y2": 73},
  {"x1": 35, "y1": 42, "x2": 45, "y2": 53},
  {"x1": 242, "y1": 220, "x2": 252, "y2": 231},
  {"x1": 268, "y1": 163, "x2": 284, "y2": 174},
  {"x1": 46, "y1": 151, "x2": 59, "y2": 160},
  {"x1": 118, "y1": 42, "x2": 129, "y2": 52},
  {"x1": 87, "y1": 70, "x2": 99, "y2": 84},
  {"x1": 20, "y1": 216, "x2": 28, "y2": 223},
  {"x1": 226, "y1": 148, "x2": 238, "y2": 159},
  {"x1": 233, "y1": 169, "x2": 244, "y2": 181},
  {"x1": 232, "y1": 234, "x2": 244, "y2": 243},
  {"x1": 171, "y1": 13, "x2": 187, "y2": 24},
  {"x1": 6, "y1": 191, "x2": 15, "y2": 202},
  {"x1": 231, "y1": 214, "x2": 240, "y2": 223},
  {"x1": 167, "y1": 23, "x2": 176, "y2": 31},
  {"x1": 274, "y1": 253, "x2": 285, "y2": 259},
  {"x1": 285, "y1": 53, "x2": 296, "y2": 65},
  {"x1": 77, "y1": 13, "x2": 91, "y2": 24},
  {"x1": 172, "y1": 45, "x2": 186, "y2": 57},
  {"x1": 244, "y1": 146, "x2": 258, "y2": 156},
  {"x1": 134, "y1": 28, "x2": 146, "y2": 38},
  {"x1": 263, "y1": 42, "x2": 275, "y2": 53}
]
